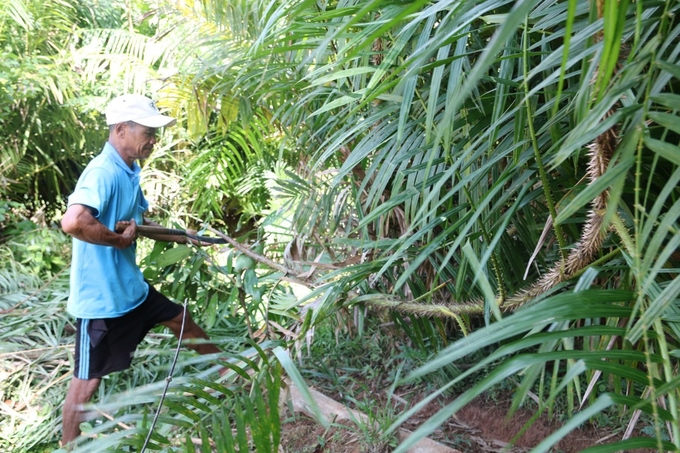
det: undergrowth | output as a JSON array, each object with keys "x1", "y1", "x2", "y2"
[{"x1": 289, "y1": 311, "x2": 659, "y2": 453}]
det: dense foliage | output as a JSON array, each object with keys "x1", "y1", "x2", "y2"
[
  {"x1": 181, "y1": 1, "x2": 680, "y2": 449},
  {"x1": 0, "y1": 0, "x2": 122, "y2": 219}
]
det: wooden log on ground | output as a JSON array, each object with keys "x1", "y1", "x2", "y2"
[{"x1": 281, "y1": 379, "x2": 461, "y2": 453}]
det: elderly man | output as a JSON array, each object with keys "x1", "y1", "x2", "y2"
[{"x1": 60, "y1": 94, "x2": 221, "y2": 446}]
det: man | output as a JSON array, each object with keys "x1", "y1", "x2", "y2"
[{"x1": 60, "y1": 94, "x2": 221, "y2": 447}]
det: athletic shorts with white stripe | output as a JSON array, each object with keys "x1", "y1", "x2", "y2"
[{"x1": 74, "y1": 284, "x2": 182, "y2": 380}]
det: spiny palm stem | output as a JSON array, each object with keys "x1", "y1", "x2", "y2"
[
  {"x1": 630, "y1": 2, "x2": 680, "y2": 447},
  {"x1": 522, "y1": 16, "x2": 568, "y2": 263},
  {"x1": 654, "y1": 318, "x2": 680, "y2": 447},
  {"x1": 641, "y1": 327, "x2": 666, "y2": 451},
  {"x1": 503, "y1": 108, "x2": 619, "y2": 308},
  {"x1": 365, "y1": 297, "x2": 484, "y2": 317}
]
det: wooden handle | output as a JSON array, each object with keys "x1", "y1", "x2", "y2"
[
  {"x1": 115, "y1": 223, "x2": 227, "y2": 244},
  {"x1": 115, "y1": 224, "x2": 185, "y2": 236}
]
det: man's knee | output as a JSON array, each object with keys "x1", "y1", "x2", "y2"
[
  {"x1": 162, "y1": 308, "x2": 192, "y2": 331},
  {"x1": 178, "y1": 316, "x2": 209, "y2": 338}
]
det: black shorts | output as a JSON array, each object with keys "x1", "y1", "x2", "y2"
[{"x1": 74, "y1": 285, "x2": 183, "y2": 380}]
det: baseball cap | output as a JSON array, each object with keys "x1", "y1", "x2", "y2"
[{"x1": 105, "y1": 94, "x2": 177, "y2": 128}]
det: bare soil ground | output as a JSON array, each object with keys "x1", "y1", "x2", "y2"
[{"x1": 279, "y1": 389, "x2": 656, "y2": 453}]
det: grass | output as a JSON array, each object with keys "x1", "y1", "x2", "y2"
[{"x1": 300, "y1": 313, "x2": 453, "y2": 394}]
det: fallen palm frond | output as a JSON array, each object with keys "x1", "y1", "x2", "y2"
[{"x1": 0, "y1": 257, "x2": 72, "y2": 452}]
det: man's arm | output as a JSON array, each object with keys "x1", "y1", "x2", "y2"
[{"x1": 62, "y1": 204, "x2": 136, "y2": 249}]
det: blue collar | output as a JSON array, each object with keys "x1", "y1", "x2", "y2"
[{"x1": 103, "y1": 142, "x2": 141, "y2": 176}]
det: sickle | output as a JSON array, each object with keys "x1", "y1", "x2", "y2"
[{"x1": 116, "y1": 224, "x2": 227, "y2": 244}]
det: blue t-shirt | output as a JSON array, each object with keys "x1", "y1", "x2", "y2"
[{"x1": 67, "y1": 142, "x2": 149, "y2": 319}]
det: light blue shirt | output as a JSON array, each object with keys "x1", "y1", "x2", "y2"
[{"x1": 67, "y1": 142, "x2": 149, "y2": 319}]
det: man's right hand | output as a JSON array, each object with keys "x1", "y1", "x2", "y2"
[
  {"x1": 117, "y1": 219, "x2": 137, "y2": 248},
  {"x1": 62, "y1": 204, "x2": 137, "y2": 249}
]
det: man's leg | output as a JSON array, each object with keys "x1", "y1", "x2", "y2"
[
  {"x1": 161, "y1": 308, "x2": 221, "y2": 355},
  {"x1": 62, "y1": 376, "x2": 101, "y2": 447},
  {"x1": 144, "y1": 286, "x2": 226, "y2": 375}
]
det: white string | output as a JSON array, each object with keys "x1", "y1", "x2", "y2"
[{"x1": 140, "y1": 298, "x2": 188, "y2": 453}]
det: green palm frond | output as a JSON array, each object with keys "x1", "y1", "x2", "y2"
[
  {"x1": 177, "y1": 0, "x2": 680, "y2": 449},
  {"x1": 68, "y1": 342, "x2": 284, "y2": 453},
  {"x1": 390, "y1": 289, "x2": 680, "y2": 452}
]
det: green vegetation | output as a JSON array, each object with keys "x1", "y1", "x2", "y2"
[{"x1": 2, "y1": 0, "x2": 680, "y2": 451}]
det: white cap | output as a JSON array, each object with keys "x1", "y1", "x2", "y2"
[{"x1": 105, "y1": 94, "x2": 177, "y2": 128}]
